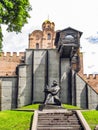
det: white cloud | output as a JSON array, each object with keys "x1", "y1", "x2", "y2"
[{"x1": 83, "y1": 51, "x2": 98, "y2": 74}]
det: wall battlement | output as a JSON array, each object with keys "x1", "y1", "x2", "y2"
[
  {"x1": 0, "y1": 52, "x2": 24, "y2": 57},
  {"x1": 0, "y1": 52, "x2": 25, "y2": 76},
  {"x1": 0, "y1": 52, "x2": 25, "y2": 62}
]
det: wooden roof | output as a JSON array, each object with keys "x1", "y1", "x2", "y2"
[
  {"x1": 58, "y1": 27, "x2": 83, "y2": 36},
  {"x1": 54, "y1": 27, "x2": 83, "y2": 46}
]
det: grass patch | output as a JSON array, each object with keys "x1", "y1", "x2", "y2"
[
  {"x1": 0, "y1": 104, "x2": 39, "y2": 130},
  {"x1": 18, "y1": 104, "x2": 40, "y2": 110},
  {"x1": 18, "y1": 104, "x2": 81, "y2": 110},
  {"x1": 0, "y1": 110, "x2": 33, "y2": 130},
  {"x1": 1, "y1": 103, "x2": 80, "y2": 130},
  {"x1": 82, "y1": 110, "x2": 98, "y2": 130},
  {"x1": 62, "y1": 104, "x2": 81, "y2": 109},
  {"x1": 1, "y1": 104, "x2": 98, "y2": 130}
]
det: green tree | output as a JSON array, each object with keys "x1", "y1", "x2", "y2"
[{"x1": 0, "y1": 0, "x2": 32, "y2": 52}]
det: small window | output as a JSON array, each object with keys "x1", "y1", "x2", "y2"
[
  {"x1": 65, "y1": 35, "x2": 74, "y2": 42},
  {"x1": 65, "y1": 35, "x2": 74, "y2": 39},
  {"x1": 47, "y1": 33, "x2": 51, "y2": 40},
  {"x1": 36, "y1": 43, "x2": 39, "y2": 49}
]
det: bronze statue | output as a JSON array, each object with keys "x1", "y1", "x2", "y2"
[{"x1": 44, "y1": 80, "x2": 61, "y2": 106}]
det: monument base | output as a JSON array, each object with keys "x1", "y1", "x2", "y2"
[{"x1": 39, "y1": 104, "x2": 64, "y2": 111}]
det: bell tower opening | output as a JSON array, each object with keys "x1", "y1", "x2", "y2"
[
  {"x1": 36, "y1": 43, "x2": 39, "y2": 49},
  {"x1": 47, "y1": 33, "x2": 51, "y2": 40}
]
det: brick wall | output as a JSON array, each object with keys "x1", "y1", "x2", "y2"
[{"x1": 0, "y1": 52, "x2": 25, "y2": 76}]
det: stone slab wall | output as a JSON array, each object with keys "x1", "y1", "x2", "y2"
[
  {"x1": 17, "y1": 64, "x2": 32, "y2": 108},
  {"x1": 32, "y1": 49, "x2": 70, "y2": 103},
  {"x1": 76, "y1": 74, "x2": 87, "y2": 109},
  {"x1": 0, "y1": 49, "x2": 98, "y2": 110},
  {"x1": 17, "y1": 50, "x2": 33, "y2": 107},
  {"x1": 60, "y1": 58, "x2": 70, "y2": 103},
  {"x1": 25, "y1": 49, "x2": 33, "y2": 64},
  {"x1": 88, "y1": 85, "x2": 98, "y2": 109},
  {"x1": 76, "y1": 74, "x2": 98, "y2": 109},
  {"x1": 0, "y1": 76, "x2": 17, "y2": 110},
  {"x1": 33, "y1": 50, "x2": 47, "y2": 103},
  {"x1": 48, "y1": 50, "x2": 60, "y2": 86}
]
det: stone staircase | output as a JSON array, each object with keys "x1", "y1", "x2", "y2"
[
  {"x1": 32, "y1": 109, "x2": 91, "y2": 130},
  {"x1": 37, "y1": 111, "x2": 83, "y2": 130}
]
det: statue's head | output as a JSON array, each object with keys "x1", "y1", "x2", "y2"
[{"x1": 53, "y1": 80, "x2": 58, "y2": 85}]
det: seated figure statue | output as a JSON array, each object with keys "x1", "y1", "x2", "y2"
[{"x1": 44, "y1": 80, "x2": 61, "y2": 106}]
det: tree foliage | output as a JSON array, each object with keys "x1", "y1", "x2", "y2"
[{"x1": 0, "y1": 0, "x2": 32, "y2": 52}]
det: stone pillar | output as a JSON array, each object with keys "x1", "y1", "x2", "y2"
[
  {"x1": 17, "y1": 64, "x2": 32, "y2": 107},
  {"x1": 60, "y1": 58, "x2": 70, "y2": 103},
  {"x1": 71, "y1": 71, "x2": 76, "y2": 106},
  {"x1": 33, "y1": 50, "x2": 47, "y2": 103},
  {"x1": 48, "y1": 49, "x2": 60, "y2": 86},
  {"x1": 25, "y1": 49, "x2": 33, "y2": 102}
]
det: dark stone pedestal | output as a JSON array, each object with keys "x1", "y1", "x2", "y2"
[{"x1": 39, "y1": 104, "x2": 64, "y2": 111}]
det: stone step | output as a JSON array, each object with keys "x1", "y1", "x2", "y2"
[
  {"x1": 38, "y1": 116, "x2": 78, "y2": 119},
  {"x1": 38, "y1": 125, "x2": 82, "y2": 127},
  {"x1": 37, "y1": 110, "x2": 83, "y2": 130},
  {"x1": 31, "y1": 109, "x2": 91, "y2": 130},
  {"x1": 37, "y1": 126, "x2": 83, "y2": 130},
  {"x1": 38, "y1": 122, "x2": 81, "y2": 125}
]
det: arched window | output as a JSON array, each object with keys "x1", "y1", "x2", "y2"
[
  {"x1": 47, "y1": 33, "x2": 51, "y2": 40},
  {"x1": 65, "y1": 35, "x2": 74, "y2": 42},
  {"x1": 36, "y1": 43, "x2": 39, "y2": 49}
]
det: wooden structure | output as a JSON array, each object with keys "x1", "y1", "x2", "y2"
[{"x1": 55, "y1": 27, "x2": 83, "y2": 71}]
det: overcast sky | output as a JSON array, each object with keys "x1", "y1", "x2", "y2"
[{"x1": 2, "y1": 0, "x2": 98, "y2": 74}]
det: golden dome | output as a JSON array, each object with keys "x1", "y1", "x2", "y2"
[
  {"x1": 43, "y1": 20, "x2": 51, "y2": 24},
  {"x1": 42, "y1": 20, "x2": 55, "y2": 30},
  {"x1": 43, "y1": 19, "x2": 55, "y2": 24}
]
